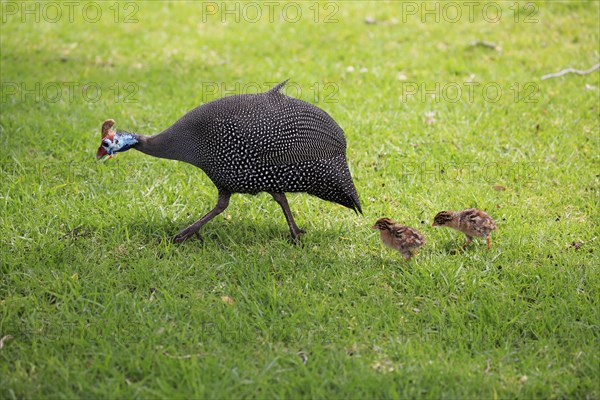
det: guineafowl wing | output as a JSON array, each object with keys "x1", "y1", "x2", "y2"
[{"x1": 257, "y1": 95, "x2": 347, "y2": 165}]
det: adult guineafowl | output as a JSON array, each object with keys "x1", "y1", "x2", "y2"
[{"x1": 96, "y1": 80, "x2": 362, "y2": 243}]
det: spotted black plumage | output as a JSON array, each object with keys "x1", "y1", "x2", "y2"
[{"x1": 97, "y1": 80, "x2": 362, "y2": 242}]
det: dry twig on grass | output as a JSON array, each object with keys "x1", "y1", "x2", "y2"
[
  {"x1": 470, "y1": 40, "x2": 502, "y2": 52},
  {"x1": 484, "y1": 358, "x2": 492, "y2": 374},
  {"x1": 0, "y1": 335, "x2": 13, "y2": 349},
  {"x1": 541, "y1": 63, "x2": 600, "y2": 80}
]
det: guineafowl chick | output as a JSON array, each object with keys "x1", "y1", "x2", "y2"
[
  {"x1": 432, "y1": 208, "x2": 497, "y2": 250},
  {"x1": 96, "y1": 80, "x2": 362, "y2": 243},
  {"x1": 372, "y1": 218, "x2": 425, "y2": 261}
]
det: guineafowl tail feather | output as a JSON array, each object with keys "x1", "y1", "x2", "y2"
[
  {"x1": 312, "y1": 184, "x2": 362, "y2": 214},
  {"x1": 340, "y1": 186, "x2": 362, "y2": 214},
  {"x1": 269, "y1": 79, "x2": 290, "y2": 94},
  {"x1": 306, "y1": 156, "x2": 362, "y2": 214},
  {"x1": 351, "y1": 192, "x2": 362, "y2": 214}
]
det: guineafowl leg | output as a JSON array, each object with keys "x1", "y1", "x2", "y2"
[
  {"x1": 270, "y1": 192, "x2": 305, "y2": 242},
  {"x1": 172, "y1": 192, "x2": 231, "y2": 243}
]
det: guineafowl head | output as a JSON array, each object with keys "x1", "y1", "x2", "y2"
[{"x1": 96, "y1": 119, "x2": 138, "y2": 160}]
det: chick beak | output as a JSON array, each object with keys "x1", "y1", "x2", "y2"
[
  {"x1": 432, "y1": 222, "x2": 438, "y2": 227},
  {"x1": 371, "y1": 225, "x2": 378, "y2": 230}
]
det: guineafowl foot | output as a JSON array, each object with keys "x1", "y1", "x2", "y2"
[
  {"x1": 171, "y1": 229, "x2": 203, "y2": 243},
  {"x1": 270, "y1": 192, "x2": 305, "y2": 245},
  {"x1": 171, "y1": 192, "x2": 231, "y2": 244},
  {"x1": 289, "y1": 227, "x2": 305, "y2": 245}
]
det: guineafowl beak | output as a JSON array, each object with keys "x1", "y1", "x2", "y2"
[
  {"x1": 96, "y1": 145, "x2": 113, "y2": 161},
  {"x1": 96, "y1": 146, "x2": 107, "y2": 160},
  {"x1": 97, "y1": 118, "x2": 116, "y2": 161}
]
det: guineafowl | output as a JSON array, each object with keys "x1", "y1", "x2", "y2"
[{"x1": 96, "y1": 80, "x2": 362, "y2": 243}]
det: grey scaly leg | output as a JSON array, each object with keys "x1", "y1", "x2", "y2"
[
  {"x1": 270, "y1": 192, "x2": 305, "y2": 242},
  {"x1": 172, "y1": 192, "x2": 231, "y2": 243}
]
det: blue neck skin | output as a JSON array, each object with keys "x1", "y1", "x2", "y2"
[{"x1": 112, "y1": 132, "x2": 139, "y2": 153}]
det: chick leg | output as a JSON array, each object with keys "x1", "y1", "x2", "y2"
[
  {"x1": 460, "y1": 236, "x2": 473, "y2": 251},
  {"x1": 270, "y1": 192, "x2": 305, "y2": 243},
  {"x1": 486, "y1": 236, "x2": 492, "y2": 250},
  {"x1": 172, "y1": 192, "x2": 231, "y2": 243}
]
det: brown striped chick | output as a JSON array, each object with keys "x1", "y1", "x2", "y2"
[
  {"x1": 372, "y1": 218, "x2": 425, "y2": 261},
  {"x1": 432, "y1": 208, "x2": 497, "y2": 250}
]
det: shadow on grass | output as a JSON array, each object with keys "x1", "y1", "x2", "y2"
[{"x1": 112, "y1": 214, "x2": 344, "y2": 248}]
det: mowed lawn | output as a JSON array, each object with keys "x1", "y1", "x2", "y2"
[{"x1": 1, "y1": 1, "x2": 598, "y2": 398}]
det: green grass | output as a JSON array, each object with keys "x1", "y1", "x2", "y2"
[{"x1": 1, "y1": 1, "x2": 599, "y2": 398}]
